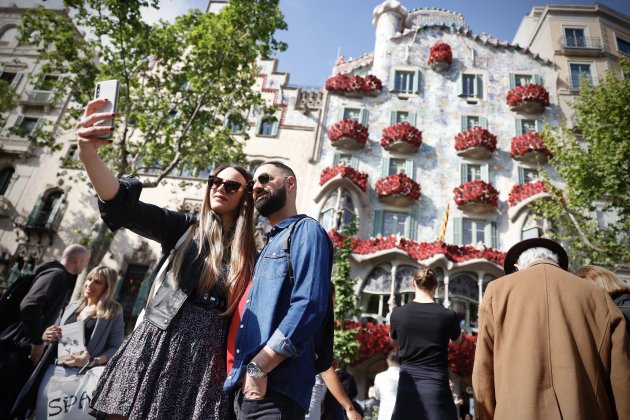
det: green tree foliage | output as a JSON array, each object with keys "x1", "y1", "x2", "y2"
[
  {"x1": 532, "y1": 59, "x2": 630, "y2": 268},
  {"x1": 17, "y1": 0, "x2": 286, "y2": 273},
  {"x1": 0, "y1": 80, "x2": 17, "y2": 118},
  {"x1": 332, "y1": 218, "x2": 360, "y2": 366}
]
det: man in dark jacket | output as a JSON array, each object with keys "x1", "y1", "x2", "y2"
[{"x1": 0, "y1": 244, "x2": 90, "y2": 418}]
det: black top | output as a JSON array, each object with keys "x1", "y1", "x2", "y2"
[{"x1": 389, "y1": 301, "x2": 460, "y2": 369}]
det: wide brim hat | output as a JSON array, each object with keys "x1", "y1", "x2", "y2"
[{"x1": 504, "y1": 237, "x2": 569, "y2": 275}]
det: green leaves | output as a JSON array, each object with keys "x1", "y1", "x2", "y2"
[
  {"x1": 17, "y1": 0, "x2": 286, "y2": 182},
  {"x1": 332, "y1": 217, "x2": 360, "y2": 365},
  {"x1": 533, "y1": 59, "x2": 630, "y2": 268}
]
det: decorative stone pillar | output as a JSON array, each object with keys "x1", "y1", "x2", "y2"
[
  {"x1": 443, "y1": 272, "x2": 451, "y2": 308},
  {"x1": 372, "y1": 0, "x2": 408, "y2": 85},
  {"x1": 387, "y1": 264, "x2": 398, "y2": 317},
  {"x1": 477, "y1": 272, "x2": 484, "y2": 321}
]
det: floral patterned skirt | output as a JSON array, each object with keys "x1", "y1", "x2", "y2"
[{"x1": 90, "y1": 301, "x2": 230, "y2": 419}]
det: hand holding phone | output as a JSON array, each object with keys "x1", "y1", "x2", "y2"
[{"x1": 92, "y1": 80, "x2": 119, "y2": 138}]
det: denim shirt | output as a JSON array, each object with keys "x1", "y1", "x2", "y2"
[{"x1": 223, "y1": 214, "x2": 333, "y2": 411}]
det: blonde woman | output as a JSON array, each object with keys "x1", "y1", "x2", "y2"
[
  {"x1": 35, "y1": 266, "x2": 124, "y2": 419},
  {"x1": 576, "y1": 265, "x2": 630, "y2": 335},
  {"x1": 76, "y1": 98, "x2": 257, "y2": 419}
]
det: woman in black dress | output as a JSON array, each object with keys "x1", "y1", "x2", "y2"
[
  {"x1": 389, "y1": 266, "x2": 461, "y2": 420},
  {"x1": 76, "y1": 98, "x2": 257, "y2": 419}
]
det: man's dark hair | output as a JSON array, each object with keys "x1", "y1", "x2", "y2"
[
  {"x1": 386, "y1": 350, "x2": 399, "y2": 365},
  {"x1": 259, "y1": 161, "x2": 296, "y2": 180}
]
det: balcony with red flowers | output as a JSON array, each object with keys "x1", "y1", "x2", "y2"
[
  {"x1": 510, "y1": 132, "x2": 552, "y2": 164},
  {"x1": 428, "y1": 42, "x2": 452, "y2": 72},
  {"x1": 320, "y1": 165, "x2": 369, "y2": 192},
  {"x1": 328, "y1": 119, "x2": 369, "y2": 150},
  {"x1": 380, "y1": 122, "x2": 422, "y2": 154},
  {"x1": 454, "y1": 127, "x2": 497, "y2": 160},
  {"x1": 375, "y1": 173, "x2": 421, "y2": 206},
  {"x1": 453, "y1": 180, "x2": 499, "y2": 214},
  {"x1": 508, "y1": 181, "x2": 548, "y2": 207},
  {"x1": 325, "y1": 73, "x2": 383, "y2": 97},
  {"x1": 506, "y1": 83, "x2": 550, "y2": 114}
]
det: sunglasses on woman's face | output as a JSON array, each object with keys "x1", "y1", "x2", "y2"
[
  {"x1": 245, "y1": 173, "x2": 287, "y2": 193},
  {"x1": 207, "y1": 175, "x2": 245, "y2": 194}
]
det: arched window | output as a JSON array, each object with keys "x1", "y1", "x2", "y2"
[
  {"x1": 360, "y1": 265, "x2": 392, "y2": 323},
  {"x1": 394, "y1": 266, "x2": 416, "y2": 306},
  {"x1": 449, "y1": 272, "x2": 480, "y2": 331},
  {"x1": 0, "y1": 25, "x2": 17, "y2": 43},
  {"x1": 0, "y1": 167, "x2": 14, "y2": 195},
  {"x1": 319, "y1": 188, "x2": 355, "y2": 231}
]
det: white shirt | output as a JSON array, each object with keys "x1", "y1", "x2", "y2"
[{"x1": 373, "y1": 366, "x2": 400, "y2": 420}]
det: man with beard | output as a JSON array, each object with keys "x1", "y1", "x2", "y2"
[{"x1": 224, "y1": 161, "x2": 333, "y2": 420}]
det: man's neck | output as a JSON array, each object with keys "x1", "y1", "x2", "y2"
[{"x1": 267, "y1": 206, "x2": 298, "y2": 226}]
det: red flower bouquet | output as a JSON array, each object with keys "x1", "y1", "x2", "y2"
[
  {"x1": 454, "y1": 127, "x2": 497, "y2": 154},
  {"x1": 328, "y1": 230, "x2": 505, "y2": 266},
  {"x1": 381, "y1": 122, "x2": 422, "y2": 152},
  {"x1": 506, "y1": 83, "x2": 550, "y2": 109},
  {"x1": 320, "y1": 165, "x2": 369, "y2": 192},
  {"x1": 453, "y1": 180, "x2": 499, "y2": 208},
  {"x1": 428, "y1": 42, "x2": 453, "y2": 65},
  {"x1": 510, "y1": 132, "x2": 551, "y2": 159},
  {"x1": 375, "y1": 173, "x2": 421, "y2": 201},
  {"x1": 344, "y1": 321, "x2": 394, "y2": 365},
  {"x1": 328, "y1": 119, "x2": 369, "y2": 147},
  {"x1": 448, "y1": 333, "x2": 477, "y2": 377},
  {"x1": 508, "y1": 180, "x2": 547, "y2": 206},
  {"x1": 325, "y1": 73, "x2": 383, "y2": 95}
]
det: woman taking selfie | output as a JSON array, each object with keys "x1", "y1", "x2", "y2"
[
  {"x1": 76, "y1": 98, "x2": 257, "y2": 419},
  {"x1": 35, "y1": 266, "x2": 124, "y2": 419}
]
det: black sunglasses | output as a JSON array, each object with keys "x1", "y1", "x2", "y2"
[
  {"x1": 207, "y1": 175, "x2": 245, "y2": 194},
  {"x1": 245, "y1": 173, "x2": 288, "y2": 193}
]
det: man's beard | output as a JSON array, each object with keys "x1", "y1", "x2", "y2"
[{"x1": 255, "y1": 183, "x2": 287, "y2": 217}]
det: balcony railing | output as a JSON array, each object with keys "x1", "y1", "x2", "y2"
[
  {"x1": 0, "y1": 134, "x2": 33, "y2": 156},
  {"x1": 20, "y1": 89, "x2": 56, "y2": 106},
  {"x1": 560, "y1": 37, "x2": 603, "y2": 54}
]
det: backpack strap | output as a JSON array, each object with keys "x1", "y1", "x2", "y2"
[{"x1": 281, "y1": 216, "x2": 314, "y2": 287}]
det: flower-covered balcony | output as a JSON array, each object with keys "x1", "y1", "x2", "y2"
[
  {"x1": 454, "y1": 126, "x2": 497, "y2": 160},
  {"x1": 510, "y1": 132, "x2": 552, "y2": 164},
  {"x1": 453, "y1": 180, "x2": 499, "y2": 214},
  {"x1": 427, "y1": 42, "x2": 452, "y2": 72},
  {"x1": 328, "y1": 119, "x2": 369, "y2": 150},
  {"x1": 508, "y1": 181, "x2": 548, "y2": 207},
  {"x1": 506, "y1": 83, "x2": 550, "y2": 114},
  {"x1": 380, "y1": 122, "x2": 422, "y2": 154},
  {"x1": 325, "y1": 73, "x2": 383, "y2": 97},
  {"x1": 375, "y1": 173, "x2": 421, "y2": 206},
  {"x1": 320, "y1": 165, "x2": 369, "y2": 192}
]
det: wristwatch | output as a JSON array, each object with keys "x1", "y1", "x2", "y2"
[{"x1": 246, "y1": 361, "x2": 267, "y2": 378}]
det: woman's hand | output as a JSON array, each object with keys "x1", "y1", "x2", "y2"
[
  {"x1": 42, "y1": 325, "x2": 62, "y2": 343},
  {"x1": 76, "y1": 98, "x2": 116, "y2": 156},
  {"x1": 345, "y1": 405, "x2": 362, "y2": 420},
  {"x1": 64, "y1": 349, "x2": 91, "y2": 368}
]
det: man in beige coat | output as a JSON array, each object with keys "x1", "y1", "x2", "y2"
[{"x1": 472, "y1": 238, "x2": 630, "y2": 420}]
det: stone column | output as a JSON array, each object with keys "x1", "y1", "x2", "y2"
[
  {"x1": 372, "y1": 0, "x2": 408, "y2": 85},
  {"x1": 443, "y1": 272, "x2": 451, "y2": 308}
]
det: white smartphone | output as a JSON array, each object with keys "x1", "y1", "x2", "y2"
[{"x1": 93, "y1": 79, "x2": 119, "y2": 138}]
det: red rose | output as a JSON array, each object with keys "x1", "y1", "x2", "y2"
[
  {"x1": 428, "y1": 42, "x2": 453, "y2": 65},
  {"x1": 506, "y1": 84, "x2": 550, "y2": 107},
  {"x1": 320, "y1": 165, "x2": 369, "y2": 192},
  {"x1": 328, "y1": 119, "x2": 369, "y2": 145},
  {"x1": 453, "y1": 180, "x2": 499, "y2": 207},
  {"x1": 381, "y1": 122, "x2": 423, "y2": 149},
  {"x1": 510, "y1": 132, "x2": 551, "y2": 158},
  {"x1": 454, "y1": 127, "x2": 497, "y2": 153}
]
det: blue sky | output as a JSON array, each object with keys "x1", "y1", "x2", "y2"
[{"x1": 20, "y1": 0, "x2": 630, "y2": 86}]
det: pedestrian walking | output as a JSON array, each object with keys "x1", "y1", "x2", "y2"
[
  {"x1": 76, "y1": 98, "x2": 257, "y2": 419},
  {"x1": 473, "y1": 238, "x2": 630, "y2": 419},
  {"x1": 0, "y1": 244, "x2": 90, "y2": 418},
  {"x1": 373, "y1": 350, "x2": 400, "y2": 420},
  {"x1": 389, "y1": 266, "x2": 461, "y2": 420},
  {"x1": 33, "y1": 266, "x2": 124, "y2": 419},
  {"x1": 576, "y1": 264, "x2": 630, "y2": 336},
  {"x1": 224, "y1": 161, "x2": 333, "y2": 419}
]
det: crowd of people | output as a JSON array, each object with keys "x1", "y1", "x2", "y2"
[{"x1": 0, "y1": 97, "x2": 628, "y2": 420}]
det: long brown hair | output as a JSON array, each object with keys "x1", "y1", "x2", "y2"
[
  {"x1": 575, "y1": 265, "x2": 630, "y2": 296},
  {"x1": 170, "y1": 164, "x2": 256, "y2": 315},
  {"x1": 75, "y1": 266, "x2": 122, "y2": 320}
]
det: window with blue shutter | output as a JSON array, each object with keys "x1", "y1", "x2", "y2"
[
  {"x1": 485, "y1": 221, "x2": 498, "y2": 249},
  {"x1": 373, "y1": 209, "x2": 384, "y2": 237},
  {"x1": 453, "y1": 217, "x2": 463, "y2": 245}
]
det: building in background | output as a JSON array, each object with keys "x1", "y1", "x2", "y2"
[
  {"x1": 308, "y1": 0, "x2": 561, "y2": 392},
  {"x1": 513, "y1": 3, "x2": 630, "y2": 128}
]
